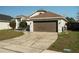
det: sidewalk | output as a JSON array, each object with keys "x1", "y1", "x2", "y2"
[{"x1": 42, "y1": 50, "x2": 62, "y2": 53}]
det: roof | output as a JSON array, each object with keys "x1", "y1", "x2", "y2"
[
  {"x1": 15, "y1": 10, "x2": 68, "y2": 22},
  {"x1": 16, "y1": 15, "x2": 26, "y2": 18},
  {"x1": 29, "y1": 10, "x2": 67, "y2": 22},
  {"x1": 16, "y1": 15, "x2": 29, "y2": 20},
  {"x1": 30, "y1": 10, "x2": 64, "y2": 18}
]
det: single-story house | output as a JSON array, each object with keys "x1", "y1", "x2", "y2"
[
  {"x1": 15, "y1": 10, "x2": 67, "y2": 33},
  {"x1": 0, "y1": 14, "x2": 13, "y2": 30}
]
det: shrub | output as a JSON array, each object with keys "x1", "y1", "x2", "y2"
[
  {"x1": 19, "y1": 21, "x2": 27, "y2": 30},
  {"x1": 9, "y1": 20, "x2": 16, "y2": 30}
]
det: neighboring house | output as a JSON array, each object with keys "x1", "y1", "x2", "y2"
[
  {"x1": 0, "y1": 14, "x2": 13, "y2": 30},
  {"x1": 15, "y1": 10, "x2": 67, "y2": 33},
  {"x1": 0, "y1": 20, "x2": 11, "y2": 30},
  {"x1": 15, "y1": 15, "x2": 28, "y2": 29}
]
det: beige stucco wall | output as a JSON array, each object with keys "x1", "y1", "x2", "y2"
[
  {"x1": 0, "y1": 22, "x2": 11, "y2": 30},
  {"x1": 58, "y1": 19, "x2": 67, "y2": 33},
  {"x1": 15, "y1": 17, "x2": 67, "y2": 33},
  {"x1": 27, "y1": 20, "x2": 67, "y2": 33},
  {"x1": 30, "y1": 12, "x2": 45, "y2": 18},
  {"x1": 26, "y1": 21, "x2": 33, "y2": 32},
  {"x1": 15, "y1": 19, "x2": 20, "y2": 29}
]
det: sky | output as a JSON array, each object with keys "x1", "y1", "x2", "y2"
[{"x1": 0, "y1": 6, "x2": 78, "y2": 19}]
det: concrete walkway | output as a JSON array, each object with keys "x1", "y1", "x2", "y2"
[
  {"x1": 42, "y1": 50, "x2": 62, "y2": 53},
  {"x1": 0, "y1": 32, "x2": 57, "y2": 53}
]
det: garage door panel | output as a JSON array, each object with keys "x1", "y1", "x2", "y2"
[{"x1": 34, "y1": 21, "x2": 57, "y2": 32}]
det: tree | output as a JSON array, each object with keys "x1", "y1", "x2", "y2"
[
  {"x1": 77, "y1": 12, "x2": 79, "y2": 20},
  {"x1": 76, "y1": 12, "x2": 79, "y2": 22},
  {"x1": 66, "y1": 17, "x2": 75, "y2": 23},
  {"x1": 9, "y1": 20, "x2": 16, "y2": 30},
  {"x1": 19, "y1": 21, "x2": 27, "y2": 30}
]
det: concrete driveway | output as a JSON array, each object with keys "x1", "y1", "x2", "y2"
[{"x1": 0, "y1": 32, "x2": 57, "y2": 53}]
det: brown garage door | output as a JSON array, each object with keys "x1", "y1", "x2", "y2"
[{"x1": 34, "y1": 21, "x2": 57, "y2": 32}]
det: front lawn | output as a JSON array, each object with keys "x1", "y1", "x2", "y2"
[
  {"x1": 0, "y1": 30, "x2": 24, "y2": 41},
  {"x1": 48, "y1": 31, "x2": 79, "y2": 53}
]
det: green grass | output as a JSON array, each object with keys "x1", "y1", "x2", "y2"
[
  {"x1": 48, "y1": 31, "x2": 79, "y2": 53},
  {"x1": 0, "y1": 29, "x2": 24, "y2": 41}
]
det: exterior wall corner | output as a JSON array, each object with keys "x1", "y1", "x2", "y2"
[{"x1": 58, "y1": 19, "x2": 67, "y2": 33}]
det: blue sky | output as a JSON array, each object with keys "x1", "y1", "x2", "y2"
[{"x1": 0, "y1": 6, "x2": 78, "y2": 19}]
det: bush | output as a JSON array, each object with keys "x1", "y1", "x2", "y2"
[
  {"x1": 9, "y1": 20, "x2": 16, "y2": 30},
  {"x1": 67, "y1": 22, "x2": 79, "y2": 31},
  {"x1": 19, "y1": 21, "x2": 27, "y2": 30}
]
